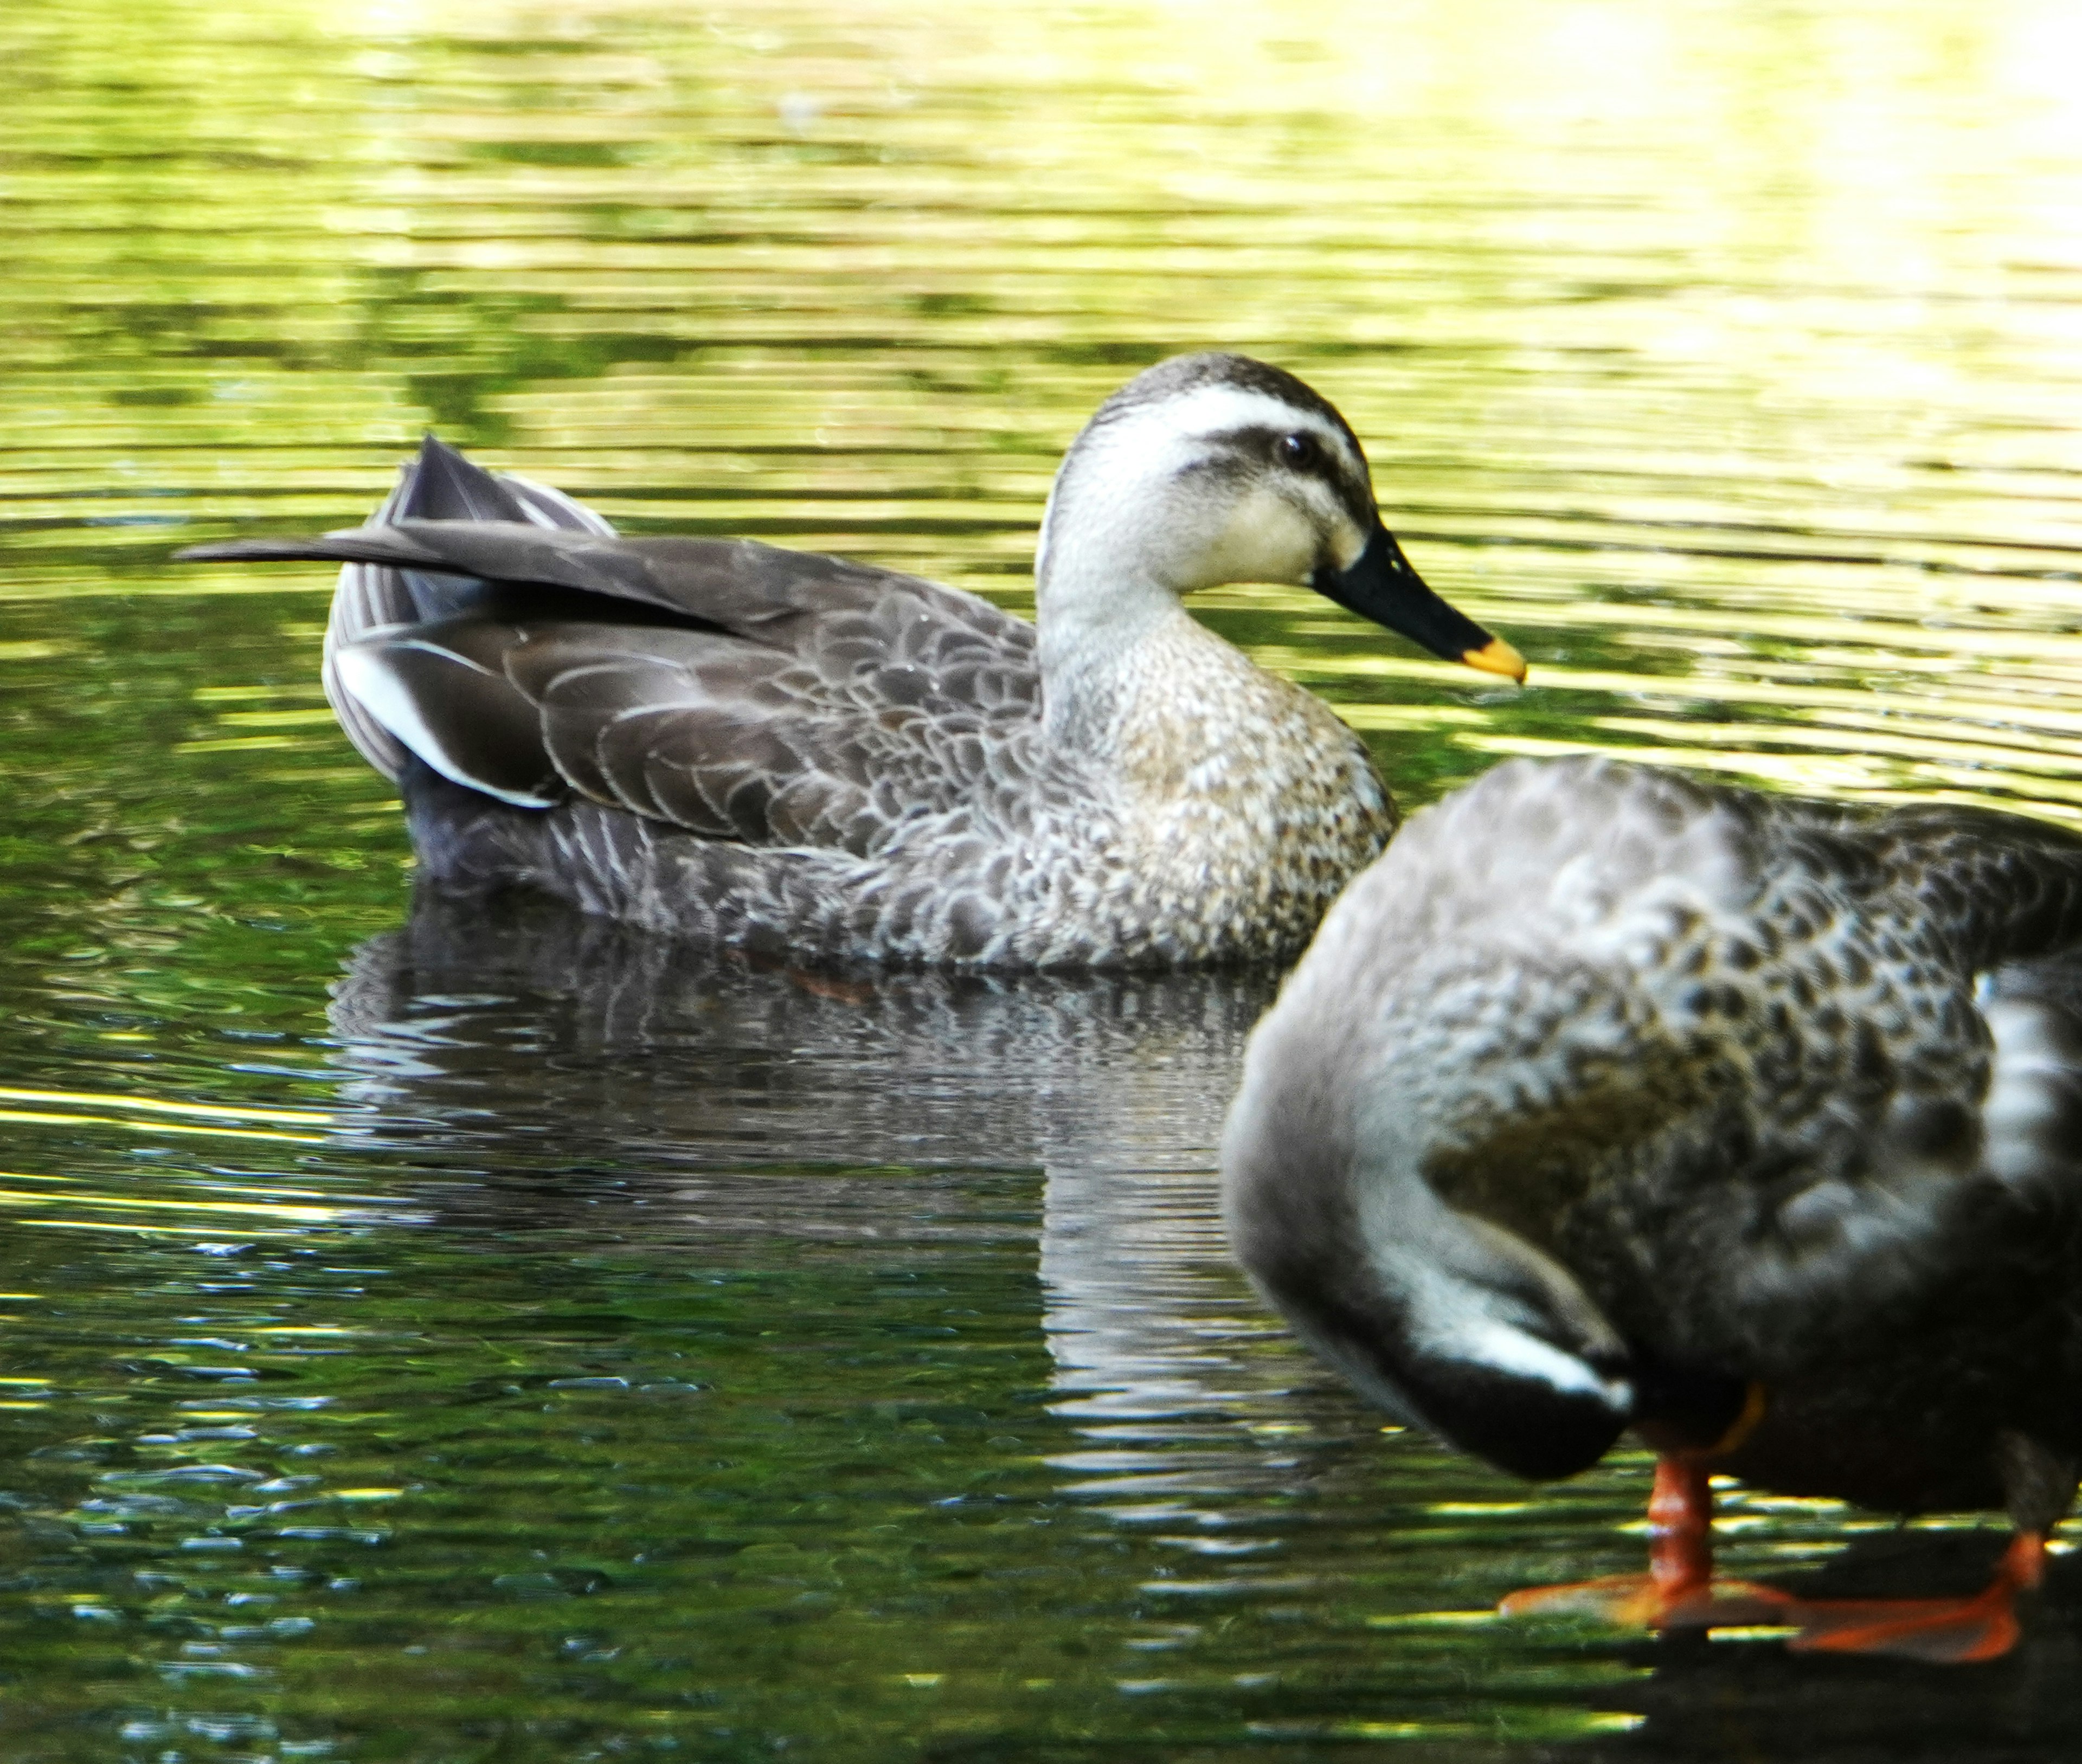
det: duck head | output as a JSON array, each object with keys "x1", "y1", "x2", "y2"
[
  {"x1": 1036, "y1": 353, "x2": 1526, "y2": 684},
  {"x1": 1219, "y1": 909, "x2": 1638, "y2": 1482}
]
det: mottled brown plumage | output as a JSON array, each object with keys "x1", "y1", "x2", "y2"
[
  {"x1": 178, "y1": 355, "x2": 1522, "y2": 968},
  {"x1": 1226, "y1": 754, "x2": 2082, "y2": 1560}
]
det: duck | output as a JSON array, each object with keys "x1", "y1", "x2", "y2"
[
  {"x1": 176, "y1": 354, "x2": 1523, "y2": 969},
  {"x1": 1223, "y1": 751, "x2": 2082, "y2": 1661}
]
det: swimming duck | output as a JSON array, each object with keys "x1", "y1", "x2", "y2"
[
  {"x1": 177, "y1": 355, "x2": 1522, "y2": 969},
  {"x1": 1224, "y1": 753, "x2": 2082, "y2": 1660}
]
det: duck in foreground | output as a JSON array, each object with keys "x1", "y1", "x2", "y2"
[
  {"x1": 176, "y1": 355, "x2": 1522, "y2": 969},
  {"x1": 1224, "y1": 754, "x2": 2082, "y2": 1661}
]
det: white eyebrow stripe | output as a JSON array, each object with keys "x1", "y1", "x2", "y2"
[
  {"x1": 1098, "y1": 382, "x2": 1371, "y2": 513},
  {"x1": 1123, "y1": 382, "x2": 1346, "y2": 447}
]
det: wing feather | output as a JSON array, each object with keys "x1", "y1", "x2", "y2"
[{"x1": 330, "y1": 633, "x2": 565, "y2": 808}]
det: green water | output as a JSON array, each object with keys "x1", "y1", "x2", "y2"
[{"x1": 7, "y1": 0, "x2": 2082, "y2": 1756}]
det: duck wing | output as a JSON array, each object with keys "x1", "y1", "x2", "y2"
[
  {"x1": 1535, "y1": 780, "x2": 2082, "y2": 1376},
  {"x1": 179, "y1": 441, "x2": 1040, "y2": 854},
  {"x1": 1868, "y1": 802, "x2": 2082, "y2": 1200},
  {"x1": 1461, "y1": 777, "x2": 2082, "y2": 1341},
  {"x1": 1869, "y1": 800, "x2": 2082, "y2": 973}
]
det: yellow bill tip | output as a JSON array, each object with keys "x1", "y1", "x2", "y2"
[{"x1": 1461, "y1": 636, "x2": 1527, "y2": 684}]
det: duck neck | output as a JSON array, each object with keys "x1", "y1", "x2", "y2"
[
  {"x1": 1037, "y1": 589, "x2": 1198, "y2": 757},
  {"x1": 1033, "y1": 482, "x2": 1199, "y2": 757}
]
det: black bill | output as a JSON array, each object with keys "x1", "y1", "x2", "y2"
[{"x1": 1312, "y1": 526, "x2": 1526, "y2": 683}]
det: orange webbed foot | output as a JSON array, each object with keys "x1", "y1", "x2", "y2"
[{"x1": 1779, "y1": 1533, "x2": 2045, "y2": 1665}]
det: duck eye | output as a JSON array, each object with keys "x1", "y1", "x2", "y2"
[{"x1": 1276, "y1": 432, "x2": 1320, "y2": 471}]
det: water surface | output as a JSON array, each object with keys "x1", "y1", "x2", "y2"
[{"x1": 7, "y1": 1, "x2": 2082, "y2": 1757}]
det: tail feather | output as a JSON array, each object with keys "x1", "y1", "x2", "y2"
[{"x1": 181, "y1": 434, "x2": 614, "y2": 783}]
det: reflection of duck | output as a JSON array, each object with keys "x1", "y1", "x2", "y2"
[
  {"x1": 331, "y1": 893, "x2": 1317, "y2": 1502},
  {"x1": 1225, "y1": 753, "x2": 2082, "y2": 1661},
  {"x1": 179, "y1": 355, "x2": 1521, "y2": 969},
  {"x1": 327, "y1": 890, "x2": 1273, "y2": 1182}
]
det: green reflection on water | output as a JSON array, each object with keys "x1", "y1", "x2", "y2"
[{"x1": 7, "y1": 0, "x2": 2082, "y2": 1756}]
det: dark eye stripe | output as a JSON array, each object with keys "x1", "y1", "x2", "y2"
[
  {"x1": 1198, "y1": 424, "x2": 1377, "y2": 531},
  {"x1": 1204, "y1": 424, "x2": 1333, "y2": 472}
]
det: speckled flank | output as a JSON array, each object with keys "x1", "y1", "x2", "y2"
[
  {"x1": 403, "y1": 611, "x2": 1389, "y2": 970},
  {"x1": 1228, "y1": 754, "x2": 2082, "y2": 1510}
]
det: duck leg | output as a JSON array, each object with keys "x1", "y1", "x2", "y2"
[
  {"x1": 1501, "y1": 1434, "x2": 2072, "y2": 1663},
  {"x1": 1498, "y1": 1456, "x2": 1793, "y2": 1631}
]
